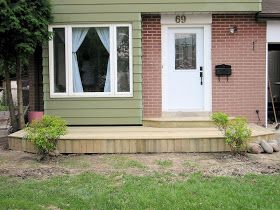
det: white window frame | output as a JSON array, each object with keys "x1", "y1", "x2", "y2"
[{"x1": 48, "y1": 24, "x2": 133, "y2": 98}]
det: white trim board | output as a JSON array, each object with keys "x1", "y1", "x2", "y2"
[
  {"x1": 265, "y1": 42, "x2": 268, "y2": 127},
  {"x1": 266, "y1": 21, "x2": 280, "y2": 126},
  {"x1": 267, "y1": 21, "x2": 280, "y2": 43},
  {"x1": 48, "y1": 24, "x2": 133, "y2": 98},
  {"x1": 161, "y1": 15, "x2": 212, "y2": 112},
  {"x1": 161, "y1": 14, "x2": 212, "y2": 25}
]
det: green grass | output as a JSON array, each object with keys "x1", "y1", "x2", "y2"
[
  {"x1": 103, "y1": 155, "x2": 145, "y2": 169},
  {"x1": 59, "y1": 156, "x2": 91, "y2": 169},
  {"x1": 156, "y1": 159, "x2": 173, "y2": 168},
  {"x1": 182, "y1": 160, "x2": 199, "y2": 168},
  {"x1": 0, "y1": 173, "x2": 280, "y2": 209}
]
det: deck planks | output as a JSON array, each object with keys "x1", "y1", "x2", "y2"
[{"x1": 8, "y1": 125, "x2": 275, "y2": 154}]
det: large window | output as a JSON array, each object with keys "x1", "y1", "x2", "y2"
[{"x1": 49, "y1": 25, "x2": 132, "y2": 97}]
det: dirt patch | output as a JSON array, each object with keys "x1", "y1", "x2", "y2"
[
  {"x1": 0, "y1": 128, "x2": 8, "y2": 149},
  {"x1": 0, "y1": 148, "x2": 280, "y2": 179},
  {"x1": 0, "y1": 167, "x2": 70, "y2": 179}
]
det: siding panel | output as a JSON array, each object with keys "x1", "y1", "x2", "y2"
[
  {"x1": 44, "y1": 12, "x2": 142, "y2": 125},
  {"x1": 51, "y1": 0, "x2": 261, "y2": 13},
  {"x1": 53, "y1": 3, "x2": 261, "y2": 14},
  {"x1": 45, "y1": 100, "x2": 142, "y2": 109},
  {"x1": 53, "y1": 117, "x2": 142, "y2": 125},
  {"x1": 46, "y1": 109, "x2": 142, "y2": 118}
]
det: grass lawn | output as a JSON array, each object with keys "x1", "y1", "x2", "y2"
[{"x1": 1, "y1": 173, "x2": 280, "y2": 210}]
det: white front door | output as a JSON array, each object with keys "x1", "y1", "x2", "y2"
[{"x1": 163, "y1": 27, "x2": 205, "y2": 112}]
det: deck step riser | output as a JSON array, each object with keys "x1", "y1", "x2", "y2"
[
  {"x1": 9, "y1": 133, "x2": 275, "y2": 154},
  {"x1": 143, "y1": 121, "x2": 216, "y2": 128}
]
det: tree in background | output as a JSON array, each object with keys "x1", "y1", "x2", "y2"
[{"x1": 0, "y1": 0, "x2": 52, "y2": 130}]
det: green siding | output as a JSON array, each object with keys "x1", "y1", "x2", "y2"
[
  {"x1": 51, "y1": 0, "x2": 262, "y2": 14},
  {"x1": 43, "y1": 12, "x2": 142, "y2": 125}
]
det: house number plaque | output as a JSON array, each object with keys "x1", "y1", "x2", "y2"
[{"x1": 175, "y1": 15, "x2": 186, "y2": 23}]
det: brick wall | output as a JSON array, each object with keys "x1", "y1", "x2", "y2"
[
  {"x1": 142, "y1": 15, "x2": 162, "y2": 118},
  {"x1": 212, "y1": 15, "x2": 266, "y2": 124}
]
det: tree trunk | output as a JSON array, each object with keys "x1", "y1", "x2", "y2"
[
  {"x1": 16, "y1": 57, "x2": 25, "y2": 129},
  {"x1": 4, "y1": 66, "x2": 18, "y2": 131}
]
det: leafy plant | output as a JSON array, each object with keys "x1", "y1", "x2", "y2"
[
  {"x1": 211, "y1": 112, "x2": 229, "y2": 133},
  {"x1": 211, "y1": 112, "x2": 252, "y2": 154},
  {"x1": 225, "y1": 117, "x2": 252, "y2": 154},
  {"x1": 25, "y1": 115, "x2": 67, "y2": 156}
]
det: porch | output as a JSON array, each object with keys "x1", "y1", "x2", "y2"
[{"x1": 8, "y1": 118, "x2": 275, "y2": 153}]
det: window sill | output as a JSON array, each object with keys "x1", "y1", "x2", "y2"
[{"x1": 49, "y1": 93, "x2": 134, "y2": 99}]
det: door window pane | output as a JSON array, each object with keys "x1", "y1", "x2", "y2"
[
  {"x1": 73, "y1": 27, "x2": 110, "y2": 93},
  {"x1": 53, "y1": 28, "x2": 66, "y2": 93},
  {"x1": 117, "y1": 27, "x2": 130, "y2": 92},
  {"x1": 175, "y1": 33, "x2": 196, "y2": 70}
]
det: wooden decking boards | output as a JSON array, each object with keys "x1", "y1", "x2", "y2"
[
  {"x1": 8, "y1": 124, "x2": 275, "y2": 154},
  {"x1": 143, "y1": 117, "x2": 236, "y2": 128}
]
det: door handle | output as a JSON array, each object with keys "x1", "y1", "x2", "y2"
[{"x1": 200, "y1": 66, "x2": 203, "y2": 85}]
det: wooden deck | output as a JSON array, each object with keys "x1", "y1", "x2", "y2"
[{"x1": 8, "y1": 124, "x2": 275, "y2": 154}]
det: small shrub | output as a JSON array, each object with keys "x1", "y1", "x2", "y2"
[
  {"x1": 25, "y1": 115, "x2": 67, "y2": 156},
  {"x1": 225, "y1": 117, "x2": 252, "y2": 154},
  {"x1": 211, "y1": 112, "x2": 229, "y2": 132},
  {"x1": 211, "y1": 112, "x2": 252, "y2": 154}
]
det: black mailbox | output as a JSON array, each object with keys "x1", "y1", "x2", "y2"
[{"x1": 215, "y1": 64, "x2": 232, "y2": 81}]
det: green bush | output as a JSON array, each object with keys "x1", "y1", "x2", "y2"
[
  {"x1": 225, "y1": 117, "x2": 252, "y2": 154},
  {"x1": 211, "y1": 113, "x2": 252, "y2": 154},
  {"x1": 211, "y1": 112, "x2": 229, "y2": 132},
  {"x1": 25, "y1": 115, "x2": 67, "y2": 155}
]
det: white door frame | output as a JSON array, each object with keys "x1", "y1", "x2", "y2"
[
  {"x1": 161, "y1": 18, "x2": 212, "y2": 112},
  {"x1": 266, "y1": 21, "x2": 280, "y2": 127}
]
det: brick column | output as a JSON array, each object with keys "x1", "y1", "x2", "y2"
[{"x1": 142, "y1": 14, "x2": 162, "y2": 118}]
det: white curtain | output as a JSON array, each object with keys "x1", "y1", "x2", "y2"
[
  {"x1": 72, "y1": 28, "x2": 89, "y2": 92},
  {"x1": 96, "y1": 28, "x2": 110, "y2": 92}
]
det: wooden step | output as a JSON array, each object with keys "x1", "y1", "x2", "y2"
[
  {"x1": 8, "y1": 125, "x2": 275, "y2": 154},
  {"x1": 143, "y1": 117, "x2": 219, "y2": 128},
  {"x1": 162, "y1": 112, "x2": 211, "y2": 117}
]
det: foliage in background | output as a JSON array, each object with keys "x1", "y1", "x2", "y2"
[
  {"x1": 25, "y1": 115, "x2": 67, "y2": 155},
  {"x1": 0, "y1": 0, "x2": 53, "y2": 62},
  {"x1": 211, "y1": 112, "x2": 252, "y2": 154},
  {"x1": 0, "y1": 100, "x2": 8, "y2": 111},
  {"x1": 0, "y1": 0, "x2": 53, "y2": 131}
]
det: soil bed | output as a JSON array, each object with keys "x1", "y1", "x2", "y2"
[{"x1": 0, "y1": 148, "x2": 280, "y2": 179}]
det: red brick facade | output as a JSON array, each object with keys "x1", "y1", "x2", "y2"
[
  {"x1": 142, "y1": 14, "x2": 267, "y2": 123},
  {"x1": 212, "y1": 15, "x2": 266, "y2": 124},
  {"x1": 142, "y1": 15, "x2": 162, "y2": 118}
]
